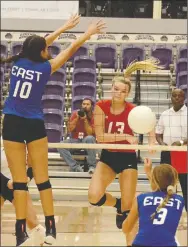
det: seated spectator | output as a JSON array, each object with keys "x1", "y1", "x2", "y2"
[{"x1": 58, "y1": 98, "x2": 97, "y2": 174}]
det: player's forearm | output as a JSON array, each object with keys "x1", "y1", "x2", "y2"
[
  {"x1": 68, "y1": 31, "x2": 91, "y2": 54},
  {"x1": 148, "y1": 129, "x2": 156, "y2": 144},
  {"x1": 146, "y1": 171, "x2": 152, "y2": 182},
  {"x1": 45, "y1": 26, "x2": 67, "y2": 46},
  {"x1": 50, "y1": 31, "x2": 92, "y2": 72},
  {"x1": 97, "y1": 133, "x2": 133, "y2": 143}
]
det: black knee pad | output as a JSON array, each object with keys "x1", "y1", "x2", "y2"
[
  {"x1": 13, "y1": 182, "x2": 28, "y2": 191},
  {"x1": 90, "y1": 194, "x2": 107, "y2": 206},
  {"x1": 37, "y1": 180, "x2": 51, "y2": 191}
]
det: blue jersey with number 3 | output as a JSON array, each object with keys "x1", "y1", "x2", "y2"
[
  {"x1": 3, "y1": 58, "x2": 51, "y2": 119},
  {"x1": 133, "y1": 191, "x2": 184, "y2": 246}
]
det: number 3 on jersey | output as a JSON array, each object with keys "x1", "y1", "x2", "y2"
[
  {"x1": 13, "y1": 80, "x2": 32, "y2": 99},
  {"x1": 153, "y1": 208, "x2": 168, "y2": 225},
  {"x1": 108, "y1": 122, "x2": 125, "y2": 134}
]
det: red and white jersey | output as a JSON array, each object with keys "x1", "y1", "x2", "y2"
[
  {"x1": 171, "y1": 151, "x2": 187, "y2": 174},
  {"x1": 96, "y1": 99, "x2": 136, "y2": 152}
]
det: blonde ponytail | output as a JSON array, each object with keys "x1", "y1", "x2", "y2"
[
  {"x1": 124, "y1": 58, "x2": 164, "y2": 78},
  {"x1": 150, "y1": 185, "x2": 175, "y2": 221}
]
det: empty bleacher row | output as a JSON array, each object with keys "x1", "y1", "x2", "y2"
[
  {"x1": 1, "y1": 40, "x2": 187, "y2": 149},
  {"x1": 1, "y1": 41, "x2": 187, "y2": 71}
]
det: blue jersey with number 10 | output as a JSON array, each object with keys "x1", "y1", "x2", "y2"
[
  {"x1": 3, "y1": 58, "x2": 51, "y2": 120},
  {"x1": 133, "y1": 191, "x2": 184, "y2": 247}
]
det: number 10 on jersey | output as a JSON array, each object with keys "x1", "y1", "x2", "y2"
[{"x1": 13, "y1": 80, "x2": 32, "y2": 99}]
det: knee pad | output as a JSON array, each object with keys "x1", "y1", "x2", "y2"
[
  {"x1": 13, "y1": 182, "x2": 28, "y2": 191},
  {"x1": 37, "y1": 180, "x2": 51, "y2": 191},
  {"x1": 90, "y1": 194, "x2": 107, "y2": 206}
]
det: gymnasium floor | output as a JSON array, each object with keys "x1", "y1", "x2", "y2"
[{"x1": 1, "y1": 200, "x2": 187, "y2": 246}]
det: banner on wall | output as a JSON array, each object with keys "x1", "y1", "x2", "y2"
[
  {"x1": 1, "y1": 1, "x2": 79, "y2": 19},
  {"x1": 1, "y1": 32, "x2": 187, "y2": 44}
]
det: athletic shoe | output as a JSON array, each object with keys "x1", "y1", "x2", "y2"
[
  {"x1": 30, "y1": 224, "x2": 45, "y2": 246},
  {"x1": 16, "y1": 232, "x2": 32, "y2": 246},
  {"x1": 44, "y1": 218, "x2": 56, "y2": 246},
  {"x1": 44, "y1": 235, "x2": 56, "y2": 246},
  {"x1": 115, "y1": 198, "x2": 124, "y2": 229},
  {"x1": 116, "y1": 210, "x2": 130, "y2": 229},
  {"x1": 116, "y1": 211, "x2": 124, "y2": 229},
  {"x1": 70, "y1": 164, "x2": 84, "y2": 172}
]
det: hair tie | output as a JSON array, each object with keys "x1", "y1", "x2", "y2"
[{"x1": 167, "y1": 185, "x2": 175, "y2": 194}]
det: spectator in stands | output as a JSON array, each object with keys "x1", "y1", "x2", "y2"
[
  {"x1": 58, "y1": 98, "x2": 96, "y2": 174},
  {"x1": 155, "y1": 88, "x2": 187, "y2": 211}
]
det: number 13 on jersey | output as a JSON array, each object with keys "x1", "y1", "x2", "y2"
[{"x1": 108, "y1": 122, "x2": 125, "y2": 134}]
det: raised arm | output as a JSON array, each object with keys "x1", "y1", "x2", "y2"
[
  {"x1": 49, "y1": 20, "x2": 106, "y2": 74},
  {"x1": 45, "y1": 14, "x2": 80, "y2": 46},
  {"x1": 143, "y1": 158, "x2": 153, "y2": 182},
  {"x1": 94, "y1": 105, "x2": 138, "y2": 144}
]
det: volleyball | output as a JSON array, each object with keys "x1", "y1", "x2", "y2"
[{"x1": 128, "y1": 106, "x2": 156, "y2": 134}]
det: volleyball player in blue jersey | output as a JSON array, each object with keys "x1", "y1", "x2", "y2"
[
  {"x1": 122, "y1": 158, "x2": 184, "y2": 247},
  {"x1": 2, "y1": 14, "x2": 106, "y2": 246}
]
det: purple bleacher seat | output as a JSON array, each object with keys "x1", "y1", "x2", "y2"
[
  {"x1": 11, "y1": 42, "x2": 23, "y2": 55},
  {"x1": 121, "y1": 45, "x2": 144, "y2": 70},
  {"x1": 74, "y1": 56, "x2": 96, "y2": 69},
  {"x1": 152, "y1": 46, "x2": 172, "y2": 69},
  {"x1": 43, "y1": 109, "x2": 63, "y2": 125},
  {"x1": 44, "y1": 81, "x2": 65, "y2": 96},
  {"x1": 45, "y1": 123, "x2": 62, "y2": 143},
  {"x1": 94, "y1": 44, "x2": 117, "y2": 69},
  {"x1": 72, "y1": 82, "x2": 96, "y2": 98},
  {"x1": 68, "y1": 44, "x2": 88, "y2": 63},
  {"x1": 73, "y1": 68, "x2": 96, "y2": 84},
  {"x1": 50, "y1": 68, "x2": 66, "y2": 82},
  {"x1": 179, "y1": 84, "x2": 187, "y2": 90},
  {"x1": 48, "y1": 42, "x2": 61, "y2": 56},
  {"x1": 177, "y1": 71, "x2": 187, "y2": 87},
  {"x1": 72, "y1": 96, "x2": 95, "y2": 111},
  {"x1": 176, "y1": 58, "x2": 187, "y2": 73},
  {"x1": 0, "y1": 41, "x2": 8, "y2": 58},
  {"x1": 179, "y1": 45, "x2": 187, "y2": 59},
  {"x1": 41, "y1": 95, "x2": 64, "y2": 110},
  {"x1": 179, "y1": 84, "x2": 187, "y2": 104}
]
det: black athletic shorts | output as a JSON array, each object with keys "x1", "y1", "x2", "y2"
[
  {"x1": 160, "y1": 151, "x2": 171, "y2": 165},
  {"x1": 100, "y1": 149, "x2": 137, "y2": 174},
  {"x1": 0, "y1": 173, "x2": 14, "y2": 202},
  {"x1": 2, "y1": 114, "x2": 47, "y2": 143}
]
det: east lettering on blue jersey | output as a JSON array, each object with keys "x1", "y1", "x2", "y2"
[
  {"x1": 133, "y1": 191, "x2": 184, "y2": 247},
  {"x1": 3, "y1": 58, "x2": 51, "y2": 120}
]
